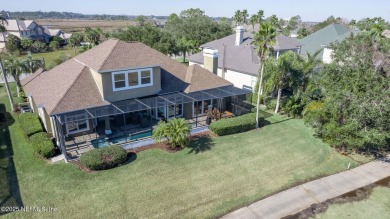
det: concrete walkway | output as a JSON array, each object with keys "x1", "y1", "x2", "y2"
[{"x1": 222, "y1": 156, "x2": 390, "y2": 219}]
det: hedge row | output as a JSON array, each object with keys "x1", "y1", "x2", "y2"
[
  {"x1": 29, "y1": 132, "x2": 55, "y2": 158},
  {"x1": 209, "y1": 113, "x2": 263, "y2": 136},
  {"x1": 18, "y1": 113, "x2": 43, "y2": 137},
  {"x1": 80, "y1": 145, "x2": 128, "y2": 170}
]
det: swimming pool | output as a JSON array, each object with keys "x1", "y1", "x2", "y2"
[{"x1": 91, "y1": 130, "x2": 152, "y2": 148}]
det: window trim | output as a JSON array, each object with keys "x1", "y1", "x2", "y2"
[
  {"x1": 65, "y1": 113, "x2": 90, "y2": 135},
  {"x1": 112, "y1": 68, "x2": 153, "y2": 91}
]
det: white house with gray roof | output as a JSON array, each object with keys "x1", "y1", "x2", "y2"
[
  {"x1": 189, "y1": 26, "x2": 302, "y2": 91},
  {"x1": 0, "y1": 19, "x2": 49, "y2": 49}
]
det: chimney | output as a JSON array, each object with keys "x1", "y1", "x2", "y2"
[
  {"x1": 203, "y1": 48, "x2": 219, "y2": 74},
  {"x1": 235, "y1": 26, "x2": 244, "y2": 46}
]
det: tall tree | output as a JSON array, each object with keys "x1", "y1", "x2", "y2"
[
  {"x1": 264, "y1": 51, "x2": 301, "y2": 113},
  {"x1": 84, "y1": 27, "x2": 100, "y2": 46},
  {"x1": 257, "y1": 10, "x2": 264, "y2": 24},
  {"x1": 68, "y1": 32, "x2": 83, "y2": 55},
  {"x1": 177, "y1": 37, "x2": 195, "y2": 62},
  {"x1": 305, "y1": 33, "x2": 390, "y2": 151},
  {"x1": 23, "y1": 52, "x2": 44, "y2": 73},
  {"x1": 135, "y1": 15, "x2": 146, "y2": 26},
  {"x1": 233, "y1": 10, "x2": 243, "y2": 26},
  {"x1": 249, "y1": 14, "x2": 258, "y2": 30},
  {"x1": 0, "y1": 14, "x2": 8, "y2": 32},
  {"x1": 242, "y1": 9, "x2": 249, "y2": 24},
  {"x1": 164, "y1": 8, "x2": 232, "y2": 48},
  {"x1": 298, "y1": 50, "x2": 322, "y2": 93},
  {"x1": 4, "y1": 56, "x2": 26, "y2": 96},
  {"x1": 252, "y1": 22, "x2": 277, "y2": 127}
]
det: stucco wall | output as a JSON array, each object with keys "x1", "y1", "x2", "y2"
[
  {"x1": 97, "y1": 66, "x2": 161, "y2": 102},
  {"x1": 224, "y1": 69, "x2": 257, "y2": 90},
  {"x1": 323, "y1": 48, "x2": 333, "y2": 64},
  {"x1": 189, "y1": 62, "x2": 256, "y2": 90}
]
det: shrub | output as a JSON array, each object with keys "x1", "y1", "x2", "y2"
[
  {"x1": 80, "y1": 145, "x2": 127, "y2": 170},
  {"x1": 282, "y1": 96, "x2": 304, "y2": 118},
  {"x1": 265, "y1": 98, "x2": 277, "y2": 110},
  {"x1": 152, "y1": 118, "x2": 190, "y2": 149},
  {"x1": 29, "y1": 132, "x2": 55, "y2": 158},
  {"x1": 209, "y1": 113, "x2": 262, "y2": 136},
  {"x1": 18, "y1": 113, "x2": 43, "y2": 137}
]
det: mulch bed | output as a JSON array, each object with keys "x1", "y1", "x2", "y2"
[
  {"x1": 126, "y1": 131, "x2": 213, "y2": 154},
  {"x1": 72, "y1": 131, "x2": 214, "y2": 173}
]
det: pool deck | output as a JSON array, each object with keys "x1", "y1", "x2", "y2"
[{"x1": 66, "y1": 117, "x2": 209, "y2": 159}]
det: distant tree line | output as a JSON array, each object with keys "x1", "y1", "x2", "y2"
[{"x1": 3, "y1": 11, "x2": 149, "y2": 20}]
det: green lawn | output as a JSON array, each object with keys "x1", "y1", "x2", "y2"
[
  {"x1": 175, "y1": 57, "x2": 189, "y2": 65},
  {"x1": 313, "y1": 186, "x2": 390, "y2": 219},
  {"x1": 29, "y1": 48, "x2": 77, "y2": 69},
  {"x1": 0, "y1": 82, "x2": 366, "y2": 218}
]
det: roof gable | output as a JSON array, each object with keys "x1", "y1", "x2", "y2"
[
  {"x1": 184, "y1": 64, "x2": 232, "y2": 93},
  {"x1": 51, "y1": 67, "x2": 109, "y2": 114},
  {"x1": 23, "y1": 59, "x2": 90, "y2": 114}
]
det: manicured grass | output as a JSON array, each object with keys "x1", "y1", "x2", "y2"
[
  {"x1": 314, "y1": 186, "x2": 390, "y2": 219},
  {"x1": 30, "y1": 48, "x2": 77, "y2": 68},
  {"x1": 175, "y1": 57, "x2": 189, "y2": 65},
  {"x1": 0, "y1": 83, "x2": 364, "y2": 218}
]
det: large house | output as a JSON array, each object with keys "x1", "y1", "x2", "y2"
[
  {"x1": 22, "y1": 39, "x2": 251, "y2": 160},
  {"x1": 189, "y1": 26, "x2": 302, "y2": 91},
  {"x1": 298, "y1": 23, "x2": 360, "y2": 63},
  {"x1": 0, "y1": 19, "x2": 49, "y2": 49}
]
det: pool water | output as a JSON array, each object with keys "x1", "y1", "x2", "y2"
[{"x1": 91, "y1": 130, "x2": 152, "y2": 148}]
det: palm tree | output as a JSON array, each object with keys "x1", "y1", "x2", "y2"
[
  {"x1": 257, "y1": 10, "x2": 264, "y2": 25},
  {"x1": 0, "y1": 13, "x2": 7, "y2": 32},
  {"x1": 233, "y1": 10, "x2": 243, "y2": 26},
  {"x1": 264, "y1": 51, "x2": 301, "y2": 113},
  {"x1": 298, "y1": 50, "x2": 322, "y2": 93},
  {"x1": 4, "y1": 56, "x2": 26, "y2": 97},
  {"x1": 152, "y1": 118, "x2": 190, "y2": 149},
  {"x1": 23, "y1": 52, "x2": 44, "y2": 73},
  {"x1": 249, "y1": 15, "x2": 258, "y2": 30},
  {"x1": 252, "y1": 22, "x2": 277, "y2": 127},
  {"x1": 242, "y1": 9, "x2": 249, "y2": 24}
]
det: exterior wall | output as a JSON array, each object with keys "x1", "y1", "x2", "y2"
[
  {"x1": 29, "y1": 96, "x2": 38, "y2": 113},
  {"x1": 189, "y1": 61, "x2": 256, "y2": 90},
  {"x1": 90, "y1": 68, "x2": 104, "y2": 96},
  {"x1": 96, "y1": 66, "x2": 161, "y2": 102},
  {"x1": 204, "y1": 56, "x2": 218, "y2": 74},
  {"x1": 224, "y1": 69, "x2": 257, "y2": 90},
  {"x1": 37, "y1": 107, "x2": 53, "y2": 136},
  {"x1": 322, "y1": 48, "x2": 333, "y2": 64}
]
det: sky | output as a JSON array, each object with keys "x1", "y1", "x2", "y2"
[{"x1": 1, "y1": 0, "x2": 389, "y2": 22}]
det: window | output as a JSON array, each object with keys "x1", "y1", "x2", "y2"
[
  {"x1": 141, "y1": 70, "x2": 151, "y2": 84},
  {"x1": 128, "y1": 72, "x2": 138, "y2": 86},
  {"x1": 112, "y1": 68, "x2": 153, "y2": 91},
  {"x1": 114, "y1": 73, "x2": 126, "y2": 89},
  {"x1": 65, "y1": 113, "x2": 89, "y2": 134}
]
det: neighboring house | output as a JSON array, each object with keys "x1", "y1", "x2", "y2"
[
  {"x1": 0, "y1": 19, "x2": 49, "y2": 48},
  {"x1": 21, "y1": 39, "x2": 251, "y2": 160},
  {"x1": 43, "y1": 27, "x2": 72, "y2": 43},
  {"x1": 189, "y1": 26, "x2": 302, "y2": 91},
  {"x1": 298, "y1": 23, "x2": 360, "y2": 63}
]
